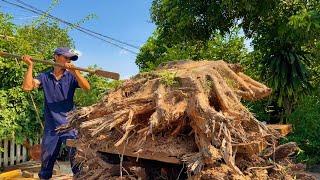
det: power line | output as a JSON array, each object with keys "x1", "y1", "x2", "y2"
[
  {"x1": 7, "y1": 0, "x2": 139, "y2": 54},
  {"x1": 14, "y1": 0, "x2": 140, "y2": 50},
  {"x1": 15, "y1": 15, "x2": 38, "y2": 19},
  {"x1": 1, "y1": 0, "x2": 139, "y2": 54}
]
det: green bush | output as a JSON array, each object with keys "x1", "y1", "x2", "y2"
[
  {"x1": 283, "y1": 92, "x2": 320, "y2": 165},
  {"x1": 244, "y1": 99, "x2": 271, "y2": 123}
]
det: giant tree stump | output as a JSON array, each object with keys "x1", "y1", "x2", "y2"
[{"x1": 58, "y1": 60, "x2": 302, "y2": 179}]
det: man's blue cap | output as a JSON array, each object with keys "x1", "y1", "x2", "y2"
[{"x1": 54, "y1": 47, "x2": 78, "y2": 61}]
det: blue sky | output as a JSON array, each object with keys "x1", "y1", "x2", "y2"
[{"x1": 0, "y1": 0, "x2": 156, "y2": 79}]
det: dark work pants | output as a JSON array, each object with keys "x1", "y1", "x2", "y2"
[{"x1": 38, "y1": 136, "x2": 80, "y2": 179}]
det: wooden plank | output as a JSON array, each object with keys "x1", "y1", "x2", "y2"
[
  {"x1": 16, "y1": 143, "x2": 21, "y2": 163},
  {"x1": 21, "y1": 170, "x2": 33, "y2": 178},
  {"x1": 4, "y1": 161, "x2": 40, "y2": 171},
  {"x1": 4, "y1": 139, "x2": 8, "y2": 167},
  {"x1": 10, "y1": 139, "x2": 15, "y2": 166},
  {"x1": 4, "y1": 161, "x2": 58, "y2": 175},
  {"x1": 267, "y1": 124, "x2": 292, "y2": 137},
  {"x1": 6, "y1": 165, "x2": 42, "y2": 173},
  {"x1": 67, "y1": 139, "x2": 181, "y2": 164},
  {"x1": 103, "y1": 143, "x2": 181, "y2": 164}
]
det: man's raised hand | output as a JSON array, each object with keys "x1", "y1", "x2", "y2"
[{"x1": 22, "y1": 55, "x2": 33, "y2": 66}]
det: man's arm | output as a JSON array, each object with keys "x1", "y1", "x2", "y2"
[
  {"x1": 22, "y1": 55, "x2": 40, "y2": 91},
  {"x1": 65, "y1": 63, "x2": 91, "y2": 91}
]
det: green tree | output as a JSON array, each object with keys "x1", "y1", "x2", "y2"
[
  {"x1": 150, "y1": 0, "x2": 276, "y2": 44},
  {"x1": 136, "y1": 27, "x2": 250, "y2": 71},
  {"x1": 253, "y1": 1, "x2": 320, "y2": 117}
]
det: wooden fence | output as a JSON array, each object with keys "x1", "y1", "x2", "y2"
[{"x1": 0, "y1": 138, "x2": 40, "y2": 168}]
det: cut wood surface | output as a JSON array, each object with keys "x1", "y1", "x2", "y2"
[
  {"x1": 267, "y1": 124, "x2": 292, "y2": 137},
  {"x1": 58, "y1": 60, "x2": 304, "y2": 179}
]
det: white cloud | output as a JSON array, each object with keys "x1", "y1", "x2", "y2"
[{"x1": 119, "y1": 49, "x2": 129, "y2": 55}]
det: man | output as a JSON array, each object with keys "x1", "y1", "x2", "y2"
[{"x1": 22, "y1": 47, "x2": 90, "y2": 179}]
